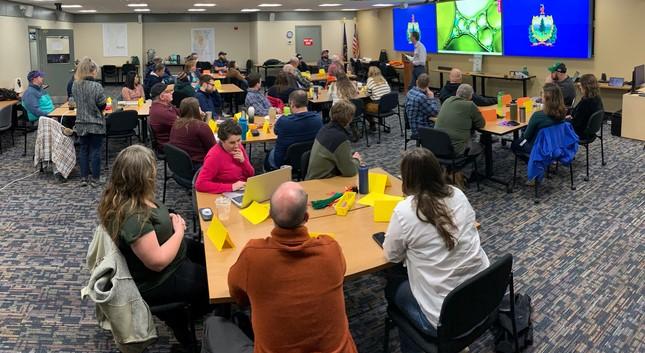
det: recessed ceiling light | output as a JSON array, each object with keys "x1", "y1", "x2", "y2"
[
  {"x1": 194, "y1": 3, "x2": 216, "y2": 6},
  {"x1": 319, "y1": 3, "x2": 342, "y2": 6},
  {"x1": 188, "y1": 8, "x2": 206, "y2": 11},
  {"x1": 127, "y1": 3, "x2": 148, "y2": 7},
  {"x1": 342, "y1": 8, "x2": 358, "y2": 11},
  {"x1": 61, "y1": 4, "x2": 82, "y2": 8},
  {"x1": 78, "y1": 9, "x2": 97, "y2": 13},
  {"x1": 293, "y1": 8, "x2": 312, "y2": 11},
  {"x1": 372, "y1": 3, "x2": 393, "y2": 7},
  {"x1": 133, "y1": 8, "x2": 150, "y2": 12},
  {"x1": 258, "y1": 3, "x2": 282, "y2": 7},
  {"x1": 241, "y1": 8, "x2": 260, "y2": 12}
]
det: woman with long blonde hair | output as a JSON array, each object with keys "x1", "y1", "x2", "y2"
[
  {"x1": 329, "y1": 72, "x2": 358, "y2": 104},
  {"x1": 365, "y1": 66, "x2": 392, "y2": 130},
  {"x1": 97, "y1": 144, "x2": 209, "y2": 346}
]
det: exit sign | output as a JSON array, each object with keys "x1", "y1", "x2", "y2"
[{"x1": 303, "y1": 38, "x2": 314, "y2": 46}]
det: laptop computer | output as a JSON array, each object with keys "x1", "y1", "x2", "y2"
[
  {"x1": 223, "y1": 166, "x2": 292, "y2": 208},
  {"x1": 608, "y1": 77, "x2": 625, "y2": 87}
]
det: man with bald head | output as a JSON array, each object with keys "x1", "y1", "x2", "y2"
[
  {"x1": 439, "y1": 68, "x2": 496, "y2": 106},
  {"x1": 289, "y1": 56, "x2": 313, "y2": 88},
  {"x1": 227, "y1": 182, "x2": 358, "y2": 353}
]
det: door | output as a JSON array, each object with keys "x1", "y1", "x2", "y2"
[
  {"x1": 295, "y1": 26, "x2": 322, "y2": 64},
  {"x1": 38, "y1": 29, "x2": 75, "y2": 100},
  {"x1": 29, "y1": 27, "x2": 40, "y2": 71}
]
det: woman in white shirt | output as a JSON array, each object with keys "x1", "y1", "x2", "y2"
[
  {"x1": 365, "y1": 66, "x2": 391, "y2": 131},
  {"x1": 383, "y1": 148, "x2": 489, "y2": 353}
]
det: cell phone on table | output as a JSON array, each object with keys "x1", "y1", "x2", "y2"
[{"x1": 372, "y1": 232, "x2": 385, "y2": 248}]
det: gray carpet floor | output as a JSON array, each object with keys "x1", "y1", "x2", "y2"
[{"x1": 0, "y1": 95, "x2": 643, "y2": 352}]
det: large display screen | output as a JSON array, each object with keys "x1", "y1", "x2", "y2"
[
  {"x1": 436, "y1": 0, "x2": 503, "y2": 55},
  {"x1": 392, "y1": 4, "x2": 438, "y2": 53},
  {"x1": 502, "y1": 0, "x2": 593, "y2": 58}
]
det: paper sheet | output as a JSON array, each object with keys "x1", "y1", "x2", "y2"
[
  {"x1": 358, "y1": 193, "x2": 404, "y2": 207},
  {"x1": 239, "y1": 201, "x2": 270, "y2": 225}
]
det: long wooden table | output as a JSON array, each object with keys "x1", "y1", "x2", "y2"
[
  {"x1": 309, "y1": 89, "x2": 369, "y2": 104},
  {"x1": 197, "y1": 168, "x2": 402, "y2": 303},
  {"x1": 48, "y1": 100, "x2": 152, "y2": 117},
  {"x1": 0, "y1": 100, "x2": 18, "y2": 111},
  {"x1": 430, "y1": 69, "x2": 536, "y2": 97}
]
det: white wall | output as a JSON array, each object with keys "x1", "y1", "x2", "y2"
[
  {"x1": 0, "y1": 16, "x2": 72, "y2": 88},
  {"x1": 73, "y1": 22, "x2": 143, "y2": 68}
]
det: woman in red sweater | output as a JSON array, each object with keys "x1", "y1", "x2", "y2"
[
  {"x1": 169, "y1": 97, "x2": 216, "y2": 167},
  {"x1": 195, "y1": 119, "x2": 255, "y2": 194}
]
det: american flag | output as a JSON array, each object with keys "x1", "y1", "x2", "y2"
[{"x1": 352, "y1": 23, "x2": 360, "y2": 58}]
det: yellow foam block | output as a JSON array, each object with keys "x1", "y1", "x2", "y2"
[
  {"x1": 309, "y1": 232, "x2": 335, "y2": 239},
  {"x1": 206, "y1": 218, "x2": 235, "y2": 251},
  {"x1": 374, "y1": 199, "x2": 401, "y2": 223},
  {"x1": 214, "y1": 80, "x2": 222, "y2": 89},
  {"x1": 239, "y1": 201, "x2": 270, "y2": 225},
  {"x1": 358, "y1": 193, "x2": 404, "y2": 207},
  {"x1": 234, "y1": 112, "x2": 242, "y2": 121},
  {"x1": 207, "y1": 119, "x2": 218, "y2": 133},
  {"x1": 334, "y1": 192, "x2": 356, "y2": 216},
  {"x1": 369, "y1": 173, "x2": 389, "y2": 194},
  {"x1": 318, "y1": 68, "x2": 326, "y2": 75}
]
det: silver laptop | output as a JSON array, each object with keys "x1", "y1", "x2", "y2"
[
  {"x1": 223, "y1": 166, "x2": 292, "y2": 208},
  {"x1": 608, "y1": 77, "x2": 624, "y2": 87}
]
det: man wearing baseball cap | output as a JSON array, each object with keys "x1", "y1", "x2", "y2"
[
  {"x1": 546, "y1": 62, "x2": 576, "y2": 106},
  {"x1": 213, "y1": 51, "x2": 229, "y2": 72},
  {"x1": 148, "y1": 82, "x2": 178, "y2": 151},
  {"x1": 296, "y1": 53, "x2": 309, "y2": 72},
  {"x1": 318, "y1": 50, "x2": 331, "y2": 71},
  {"x1": 22, "y1": 70, "x2": 55, "y2": 122},
  {"x1": 195, "y1": 74, "x2": 223, "y2": 116}
]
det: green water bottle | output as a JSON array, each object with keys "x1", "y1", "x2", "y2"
[{"x1": 496, "y1": 91, "x2": 504, "y2": 118}]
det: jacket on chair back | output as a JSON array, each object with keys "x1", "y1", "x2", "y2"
[{"x1": 528, "y1": 122, "x2": 579, "y2": 182}]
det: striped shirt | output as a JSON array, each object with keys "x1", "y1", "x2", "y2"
[{"x1": 366, "y1": 77, "x2": 391, "y2": 101}]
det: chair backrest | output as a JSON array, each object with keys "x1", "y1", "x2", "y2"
[
  {"x1": 164, "y1": 143, "x2": 195, "y2": 187},
  {"x1": 284, "y1": 140, "x2": 314, "y2": 179},
  {"x1": 418, "y1": 127, "x2": 456, "y2": 158},
  {"x1": 147, "y1": 123, "x2": 163, "y2": 155},
  {"x1": 106, "y1": 110, "x2": 139, "y2": 133},
  {"x1": 103, "y1": 65, "x2": 117, "y2": 74},
  {"x1": 300, "y1": 150, "x2": 311, "y2": 181},
  {"x1": 196, "y1": 61, "x2": 212, "y2": 71},
  {"x1": 379, "y1": 92, "x2": 399, "y2": 113},
  {"x1": 438, "y1": 254, "x2": 513, "y2": 339},
  {"x1": 192, "y1": 167, "x2": 202, "y2": 223},
  {"x1": 122, "y1": 64, "x2": 136, "y2": 75},
  {"x1": 265, "y1": 76, "x2": 277, "y2": 88},
  {"x1": 583, "y1": 110, "x2": 604, "y2": 139},
  {"x1": 350, "y1": 98, "x2": 364, "y2": 118},
  {"x1": 0, "y1": 104, "x2": 13, "y2": 130},
  {"x1": 245, "y1": 59, "x2": 254, "y2": 73}
]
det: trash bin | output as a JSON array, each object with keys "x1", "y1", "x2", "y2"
[{"x1": 611, "y1": 111, "x2": 622, "y2": 137}]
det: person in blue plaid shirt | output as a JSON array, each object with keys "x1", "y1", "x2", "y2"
[
  {"x1": 405, "y1": 74, "x2": 441, "y2": 139},
  {"x1": 244, "y1": 73, "x2": 272, "y2": 116}
]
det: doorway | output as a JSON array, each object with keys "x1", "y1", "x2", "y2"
[
  {"x1": 38, "y1": 29, "x2": 75, "y2": 100},
  {"x1": 295, "y1": 26, "x2": 322, "y2": 64}
]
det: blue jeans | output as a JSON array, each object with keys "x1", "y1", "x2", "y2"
[
  {"x1": 410, "y1": 65, "x2": 426, "y2": 89},
  {"x1": 79, "y1": 134, "x2": 103, "y2": 179}
]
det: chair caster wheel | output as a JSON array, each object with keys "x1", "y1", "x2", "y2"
[
  {"x1": 584, "y1": 177, "x2": 589, "y2": 181},
  {"x1": 533, "y1": 199, "x2": 540, "y2": 204},
  {"x1": 571, "y1": 186, "x2": 576, "y2": 190}
]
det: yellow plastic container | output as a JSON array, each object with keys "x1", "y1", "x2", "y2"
[{"x1": 334, "y1": 192, "x2": 356, "y2": 216}]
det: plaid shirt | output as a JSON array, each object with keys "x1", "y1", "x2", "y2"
[
  {"x1": 293, "y1": 68, "x2": 313, "y2": 89},
  {"x1": 244, "y1": 89, "x2": 272, "y2": 116},
  {"x1": 405, "y1": 87, "x2": 441, "y2": 138},
  {"x1": 34, "y1": 117, "x2": 76, "y2": 178}
]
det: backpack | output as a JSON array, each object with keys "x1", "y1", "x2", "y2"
[
  {"x1": 0, "y1": 88, "x2": 19, "y2": 101},
  {"x1": 492, "y1": 293, "x2": 534, "y2": 353}
]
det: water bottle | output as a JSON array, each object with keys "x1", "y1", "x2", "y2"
[
  {"x1": 68, "y1": 97, "x2": 76, "y2": 110},
  {"x1": 358, "y1": 163, "x2": 369, "y2": 195},
  {"x1": 509, "y1": 102, "x2": 518, "y2": 121},
  {"x1": 519, "y1": 106, "x2": 526, "y2": 123},
  {"x1": 247, "y1": 106, "x2": 255, "y2": 124},
  {"x1": 239, "y1": 115, "x2": 248, "y2": 141},
  {"x1": 496, "y1": 91, "x2": 503, "y2": 118}
]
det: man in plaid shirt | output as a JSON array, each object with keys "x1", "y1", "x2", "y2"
[{"x1": 405, "y1": 74, "x2": 441, "y2": 139}]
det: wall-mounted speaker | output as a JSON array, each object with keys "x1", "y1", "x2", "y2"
[
  {"x1": 20, "y1": 5, "x2": 34, "y2": 18},
  {"x1": 269, "y1": 13, "x2": 276, "y2": 22}
]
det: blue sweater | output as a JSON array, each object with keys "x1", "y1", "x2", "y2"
[
  {"x1": 273, "y1": 110, "x2": 323, "y2": 167},
  {"x1": 195, "y1": 90, "x2": 223, "y2": 115},
  {"x1": 22, "y1": 83, "x2": 54, "y2": 121}
]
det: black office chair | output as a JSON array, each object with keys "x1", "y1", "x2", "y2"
[
  {"x1": 283, "y1": 140, "x2": 315, "y2": 181},
  {"x1": 418, "y1": 127, "x2": 481, "y2": 190},
  {"x1": 402, "y1": 104, "x2": 419, "y2": 150},
  {"x1": 164, "y1": 143, "x2": 197, "y2": 232},
  {"x1": 147, "y1": 124, "x2": 168, "y2": 189},
  {"x1": 14, "y1": 104, "x2": 36, "y2": 156},
  {"x1": 384, "y1": 254, "x2": 519, "y2": 353},
  {"x1": 243, "y1": 59, "x2": 254, "y2": 75},
  {"x1": 192, "y1": 167, "x2": 202, "y2": 237},
  {"x1": 265, "y1": 76, "x2": 277, "y2": 89},
  {"x1": 300, "y1": 150, "x2": 311, "y2": 181},
  {"x1": 383, "y1": 65, "x2": 402, "y2": 92},
  {"x1": 0, "y1": 104, "x2": 14, "y2": 154},
  {"x1": 364, "y1": 92, "x2": 402, "y2": 144},
  {"x1": 196, "y1": 61, "x2": 212, "y2": 71},
  {"x1": 578, "y1": 110, "x2": 606, "y2": 181},
  {"x1": 101, "y1": 65, "x2": 119, "y2": 84},
  {"x1": 105, "y1": 110, "x2": 139, "y2": 167},
  {"x1": 121, "y1": 64, "x2": 137, "y2": 82},
  {"x1": 149, "y1": 302, "x2": 198, "y2": 353},
  {"x1": 349, "y1": 98, "x2": 368, "y2": 146}
]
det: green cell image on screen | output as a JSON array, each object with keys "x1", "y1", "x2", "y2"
[{"x1": 436, "y1": 0, "x2": 502, "y2": 55}]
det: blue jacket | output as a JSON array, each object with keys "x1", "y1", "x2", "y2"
[
  {"x1": 22, "y1": 83, "x2": 55, "y2": 121},
  {"x1": 528, "y1": 122, "x2": 579, "y2": 182},
  {"x1": 274, "y1": 110, "x2": 323, "y2": 167},
  {"x1": 195, "y1": 90, "x2": 223, "y2": 115}
]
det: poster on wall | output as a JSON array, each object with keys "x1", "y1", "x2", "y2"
[
  {"x1": 191, "y1": 28, "x2": 215, "y2": 62},
  {"x1": 102, "y1": 23, "x2": 128, "y2": 57}
]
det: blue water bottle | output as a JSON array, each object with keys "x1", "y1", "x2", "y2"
[
  {"x1": 358, "y1": 163, "x2": 369, "y2": 194},
  {"x1": 239, "y1": 115, "x2": 248, "y2": 141}
]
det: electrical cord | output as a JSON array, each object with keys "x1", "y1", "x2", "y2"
[{"x1": 0, "y1": 170, "x2": 40, "y2": 192}]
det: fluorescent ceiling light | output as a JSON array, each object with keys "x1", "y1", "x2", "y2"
[
  {"x1": 78, "y1": 9, "x2": 97, "y2": 13},
  {"x1": 134, "y1": 8, "x2": 150, "y2": 12},
  {"x1": 342, "y1": 9, "x2": 358, "y2": 11},
  {"x1": 372, "y1": 3, "x2": 393, "y2": 6},
  {"x1": 61, "y1": 4, "x2": 82, "y2": 8},
  {"x1": 127, "y1": 3, "x2": 148, "y2": 7},
  {"x1": 293, "y1": 8, "x2": 312, "y2": 11},
  {"x1": 241, "y1": 8, "x2": 260, "y2": 12},
  {"x1": 188, "y1": 8, "x2": 206, "y2": 11},
  {"x1": 194, "y1": 3, "x2": 216, "y2": 6},
  {"x1": 319, "y1": 3, "x2": 342, "y2": 7},
  {"x1": 258, "y1": 3, "x2": 282, "y2": 7}
]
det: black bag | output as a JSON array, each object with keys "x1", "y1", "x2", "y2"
[
  {"x1": 492, "y1": 293, "x2": 534, "y2": 353},
  {"x1": 610, "y1": 111, "x2": 622, "y2": 137},
  {"x1": 0, "y1": 88, "x2": 19, "y2": 101}
]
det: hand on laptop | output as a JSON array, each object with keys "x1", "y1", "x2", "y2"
[
  {"x1": 232, "y1": 149, "x2": 245, "y2": 163},
  {"x1": 232, "y1": 181, "x2": 246, "y2": 191}
]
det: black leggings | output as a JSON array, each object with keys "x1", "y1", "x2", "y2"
[{"x1": 141, "y1": 239, "x2": 209, "y2": 343}]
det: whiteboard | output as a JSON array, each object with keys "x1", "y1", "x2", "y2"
[
  {"x1": 191, "y1": 28, "x2": 215, "y2": 62},
  {"x1": 103, "y1": 23, "x2": 128, "y2": 57}
]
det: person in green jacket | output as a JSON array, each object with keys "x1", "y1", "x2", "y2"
[
  {"x1": 306, "y1": 100, "x2": 363, "y2": 180},
  {"x1": 434, "y1": 84, "x2": 485, "y2": 156},
  {"x1": 512, "y1": 83, "x2": 567, "y2": 155}
]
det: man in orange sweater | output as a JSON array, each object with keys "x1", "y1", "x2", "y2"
[{"x1": 226, "y1": 181, "x2": 358, "y2": 353}]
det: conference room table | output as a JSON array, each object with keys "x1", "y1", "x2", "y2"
[
  {"x1": 217, "y1": 83, "x2": 244, "y2": 114},
  {"x1": 308, "y1": 89, "x2": 369, "y2": 105},
  {"x1": 0, "y1": 100, "x2": 18, "y2": 111},
  {"x1": 430, "y1": 69, "x2": 536, "y2": 97},
  {"x1": 196, "y1": 168, "x2": 402, "y2": 303}
]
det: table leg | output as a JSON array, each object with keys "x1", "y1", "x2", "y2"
[
  {"x1": 472, "y1": 76, "x2": 477, "y2": 94},
  {"x1": 522, "y1": 80, "x2": 528, "y2": 97},
  {"x1": 141, "y1": 117, "x2": 149, "y2": 143},
  {"x1": 481, "y1": 77, "x2": 486, "y2": 96},
  {"x1": 481, "y1": 132, "x2": 494, "y2": 177},
  {"x1": 439, "y1": 72, "x2": 444, "y2": 88}
]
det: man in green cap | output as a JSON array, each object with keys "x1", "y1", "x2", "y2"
[{"x1": 546, "y1": 62, "x2": 576, "y2": 106}]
